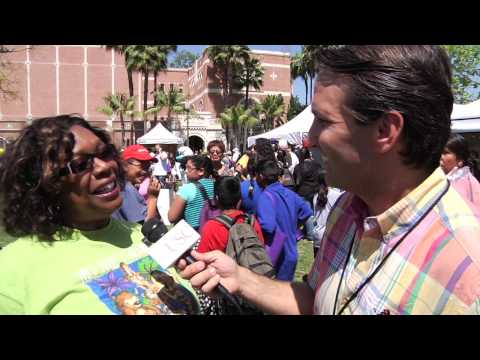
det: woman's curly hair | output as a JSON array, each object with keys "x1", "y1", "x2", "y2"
[{"x1": 0, "y1": 114, "x2": 123, "y2": 240}]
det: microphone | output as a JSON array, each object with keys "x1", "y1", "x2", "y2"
[
  {"x1": 141, "y1": 218, "x2": 243, "y2": 314},
  {"x1": 141, "y1": 218, "x2": 168, "y2": 247}
]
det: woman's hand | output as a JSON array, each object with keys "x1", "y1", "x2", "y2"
[{"x1": 148, "y1": 176, "x2": 161, "y2": 198}]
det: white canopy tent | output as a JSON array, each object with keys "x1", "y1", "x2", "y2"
[
  {"x1": 136, "y1": 122, "x2": 183, "y2": 145},
  {"x1": 247, "y1": 105, "x2": 313, "y2": 147},
  {"x1": 247, "y1": 100, "x2": 480, "y2": 147},
  {"x1": 451, "y1": 99, "x2": 480, "y2": 133}
]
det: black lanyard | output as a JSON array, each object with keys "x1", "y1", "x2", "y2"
[{"x1": 332, "y1": 180, "x2": 450, "y2": 315}]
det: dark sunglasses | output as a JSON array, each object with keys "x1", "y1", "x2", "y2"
[{"x1": 59, "y1": 144, "x2": 118, "y2": 176}]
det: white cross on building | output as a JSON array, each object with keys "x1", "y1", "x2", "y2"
[{"x1": 270, "y1": 71, "x2": 278, "y2": 81}]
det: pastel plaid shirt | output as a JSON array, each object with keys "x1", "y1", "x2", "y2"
[{"x1": 308, "y1": 168, "x2": 480, "y2": 315}]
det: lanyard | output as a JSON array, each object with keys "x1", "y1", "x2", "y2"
[{"x1": 332, "y1": 180, "x2": 450, "y2": 315}]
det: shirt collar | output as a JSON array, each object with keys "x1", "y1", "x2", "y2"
[
  {"x1": 447, "y1": 166, "x2": 471, "y2": 181},
  {"x1": 348, "y1": 167, "x2": 448, "y2": 243},
  {"x1": 376, "y1": 167, "x2": 448, "y2": 243}
]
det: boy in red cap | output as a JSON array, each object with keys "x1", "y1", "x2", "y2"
[{"x1": 112, "y1": 144, "x2": 161, "y2": 224}]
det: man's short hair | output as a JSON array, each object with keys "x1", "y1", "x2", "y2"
[
  {"x1": 315, "y1": 45, "x2": 454, "y2": 172},
  {"x1": 254, "y1": 138, "x2": 276, "y2": 162},
  {"x1": 214, "y1": 176, "x2": 241, "y2": 210},
  {"x1": 257, "y1": 159, "x2": 282, "y2": 185}
]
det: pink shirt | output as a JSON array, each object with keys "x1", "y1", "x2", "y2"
[
  {"x1": 138, "y1": 177, "x2": 150, "y2": 201},
  {"x1": 447, "y1": 166, "x2": 480, "y2": 206}
]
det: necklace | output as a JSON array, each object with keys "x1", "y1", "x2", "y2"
[{"x1": 332, "y1": 180, "x2": 450, "y2": 315}]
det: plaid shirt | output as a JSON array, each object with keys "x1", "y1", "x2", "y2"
[{"x1": 308, "y1": 168, "x2": 480, "y2": 315}]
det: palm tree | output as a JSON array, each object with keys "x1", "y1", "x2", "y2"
[
  {"x1": 259, "y1": 94, "x2": 285, "y2": 131},
  {"x1": 125, "y1": 46, "x2": 174, "y2": 134},
  {"x1": 233, "y1": 57, "x2": 264, "y2": 107},
  {"x1": 104, "y1": 45, "x2": 136, "y2": 143},
  {"x1": 147, "y1": 88, "x2": 186, "y2": 131},
  {"x1": 303, "y1": 45, "x2": 321, "y2": 103},
  {"x1": 206, "y1": 45, "x2": 250, "y2": 148},
  {"x1": 97, "y1": 93, "x2": 137, "y2": 147},
  {"x1": 291, "y1": 52, "x2": 309, "y2": 106},
  {"x1": 220, "y1": 105, "x2": 258, "y2": 149},
  {"x1": 105, "y1": 45, "x2": 134, "y2": 97},
  {"x1": 151, "y1": 45, "x2": 177, "y2": 124}
]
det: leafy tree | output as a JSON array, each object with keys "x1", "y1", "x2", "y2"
[
  {"x1": 97, "y1": 93, "x2": 138, "y2": 147},
  {"x1": 443, "y1": 45, "x2": 480, "y2": 104},
  {"x1": 169, "y1": 50, "x2": 199, "y2": 68},
  {"x1": 0, "y1": 46, "x2": 31, "y2": 100},
  {"x1": 259, "y1": 94, "x2": 285, "y2": 131},
  {"x1": 287, "y1": 95, "x2": 306, "y2": 120}
]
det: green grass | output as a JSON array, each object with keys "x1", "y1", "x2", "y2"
[{"x1": 294, "y1": 239, "x2": 315, "y2": 282}]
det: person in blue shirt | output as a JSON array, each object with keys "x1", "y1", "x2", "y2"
[
  {"x1": 111, "y1": 145, "x2": 160, "y2": 224},
  {"x1": 240, "y1": 157, "x2": 263, "y2": 215},
  {"x1": 255, "y1": 159, "x2": 313, "y2": 281}
]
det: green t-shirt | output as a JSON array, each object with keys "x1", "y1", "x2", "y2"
[{"x1": 0, "y1": 219, "x2": 200, "y2": 315}]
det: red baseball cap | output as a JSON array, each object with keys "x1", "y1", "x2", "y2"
[{"x1": 122, "y1": 144, "x2": 156, "y2": 161}]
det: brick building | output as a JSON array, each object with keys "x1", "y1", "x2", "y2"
[{"x1": 0, "y1": 45, "x2": 292, "y2": 151}]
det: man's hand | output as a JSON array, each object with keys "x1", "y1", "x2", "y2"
[
  {"x1": 148, "y1": 177, "x2": 161, "y2": 198},
  {"x1": 177, "y1": 250, "x2": 240, "y2": 296}
]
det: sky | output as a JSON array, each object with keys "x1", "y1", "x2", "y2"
[{"x1": 170, "y1": 45, "x2": 309, "y2": 105}]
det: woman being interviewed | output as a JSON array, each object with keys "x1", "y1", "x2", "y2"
[{"x1": 0, "y1": 115, "x2": 199, "y2": 315}]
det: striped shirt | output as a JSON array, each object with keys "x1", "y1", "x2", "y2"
[
  {"x1": 177, "y1": 178, "x2": 215, "y2": 229},
  {"x1": 308, "y1": 168, "x2": 480, "y2": 315}
]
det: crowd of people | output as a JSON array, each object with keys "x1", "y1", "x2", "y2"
[{"x1": 1, "y1": 45, "x2": 480, "y2": 315}]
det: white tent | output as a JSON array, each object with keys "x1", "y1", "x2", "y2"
[
  {"x1": 247, "y1": 105, "x2": 314, "y2": 147},
  {"x1": 137, "y1": 123, "x2": 183, "y2": 145},
  {"x1": 451, "y1": 100, "x2": 480, "y2": 133}
]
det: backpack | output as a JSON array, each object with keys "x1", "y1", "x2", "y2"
[
  {"x1": 196, "y1": 181, "x2": 222, "y2": 232},
  {"x1": 214, "y1": 213, "x2": 276, "y2": 314},
  {"x1": 214, "y1": 214, "x2": 275, "y2": 279}
]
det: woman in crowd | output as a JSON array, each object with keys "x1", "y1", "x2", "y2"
[
  {"x1": 207, "y1": 140, "x2": 233, "y2": 177},
  {"x1": 440, "y1": 133, "x2": 480, "y2": 205},
  {"x1": 0, "y1": 115, "x2": 199, "y2": 315},
  {"x1": 168, "y1": 155, "x2": 215, "y2": 231}
]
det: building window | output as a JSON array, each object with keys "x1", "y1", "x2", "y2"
[
  {"x1": 170, "y1": 83, "x2": 174, "y2": 91},
  {"x1": 160, "y1": 83, "x2": 165, "y2": 92}
]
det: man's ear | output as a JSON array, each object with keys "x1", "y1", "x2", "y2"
[
  {"x1": 236, "y1": 199, "x2": 242, "y2": 210},
  {"x1": 376, "y1": 111, "x2": 404, "y2": 154}
]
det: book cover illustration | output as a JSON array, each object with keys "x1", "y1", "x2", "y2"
[{"x1": 87, "y1": 256, "x2": 200, "y2": 315}]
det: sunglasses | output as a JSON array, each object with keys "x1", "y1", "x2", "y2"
[{"x1": 59, "y1": 144, "x2": 118, "y2": 176}]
